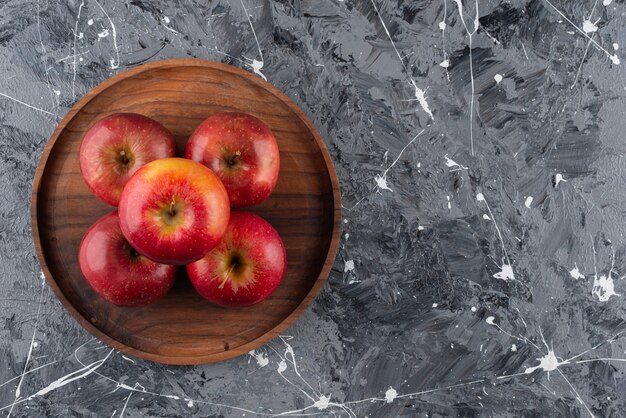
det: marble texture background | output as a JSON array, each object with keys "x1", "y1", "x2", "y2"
[{"x1": 1, "y1": 0, "x2": 626, "y2": 416}]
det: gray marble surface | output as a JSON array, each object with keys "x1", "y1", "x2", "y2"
[{"x1": 2, "y1": 0, "x2": 626, "y2": 416}]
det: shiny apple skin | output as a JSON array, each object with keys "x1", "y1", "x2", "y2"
[
  {"x1": 184, "y1": 112, "x2": 280, "y2": 208},
  {"x1": 118, "y1": 158, "x2": 230, "y2": 265},
  {"x1": 78, "y1": 211, "x2": 177, "y2": 306},
  {"x1": 79, "y1": 113, "x2": 176, "y2": 206},
  {"x1": 187, "y1": 211, "x2": 286, "y2": 307}
]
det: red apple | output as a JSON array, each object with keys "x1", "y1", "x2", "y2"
[
  {"x1": 78, "y1": 211, "x2": 176, "y2": 306},
  {"x1": 118, "y1": 158, "x2": 230, "y2": 265},
  {"x1": 79, "y1": 113, "x2": 176, "y2": 206},
  {"x1": 187, "y1": 211, "x2": 286, "y2": 307},
  {"x1": 185, "y1": 112, "x2": 280, "y2": 208}
]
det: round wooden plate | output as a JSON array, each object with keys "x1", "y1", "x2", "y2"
[{"x1": 31, "y1": 59, "x2": 341, "y2": 365}]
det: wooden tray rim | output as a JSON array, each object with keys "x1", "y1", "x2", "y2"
[{"x1": 30, "y1": 58, "x2": 342, "y2": 365}]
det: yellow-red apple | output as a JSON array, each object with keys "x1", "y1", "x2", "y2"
[{"x1": 118, "y1": 158, "x2": 230, "y2": 265}]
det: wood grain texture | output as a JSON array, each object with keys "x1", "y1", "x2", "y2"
[{"x1": 30, "y1": 59, "x2": 342, "y2": 365}]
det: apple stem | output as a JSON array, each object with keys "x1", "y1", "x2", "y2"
[
  {"x1": 226, "y1": 151, "x2": 241, "y2": 167},
  {"x1": 219, "y1": 264, "x2": 235, "y2": 289},
  {"x1": 168, "y1": 199, "x2": 176, "y2": 216},
  {"x1": 119, "y1": 149, "x2": 129, "y2": 165}
]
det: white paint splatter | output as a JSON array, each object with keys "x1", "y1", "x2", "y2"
[
  {"x1": 6, "y1": 273, "x2": 46, "y2": 417},
  {"x1": 613, "y1": 43, "x2": 619, "y2": 51},
  {"x1": 483, "y1": 30, "x2": 501, "y2": 45},
  {"x1": 592, "y1": 274, "x2": 620, "y2": 302},
  {"x1": 569, "y1": 265, "x2": 585, "y2": 280},
  {"x1": 50, "y1": 349, "x2": 279, "y2": 418},
  {"x1": 603, "y1": 0, "x2": 613, "y2": 5},
  {"x1": 453, "y1": 0, "x2": 479, "y2": 154},
  {"x1": 14, "y1": 349, "x2": 113, "y2": 408},
  {"x1": 384, "y1": 387, "x2": 397, "y2": 403},
  {"x1": 486, "y1": 316, "x2": 496, "y2": 325},
  {"x1": 494, "y1": 74, "x2": 503, "y2": 83},
  {"x1": 439, "y1": 59, "x2": 450, "y2": 68},
  {"x1": 187, "y1": 399, "x2": 194, "y2": 407},
  {"x1": 344, "y1": 260, "x2": 355, "y2": 272},
  {"x1": 493, "y1": 263, "x2": 516, "y2": 281},
  {"x1": 483, "y1": 214, "x2": 491, "y2": 220},
  {"x1": 87, "y1": 18, "x2": 93, "y2": 25},
  {"x1": 118, "y1": 387, "x2": 135, "y2": 417},
  {"x1": 313, "y1": 395, "x2": 330, "y2": 410},
  {"x1": 511, "y1": 344, "x2": 517, "y2": 352},
  {"x1": 161, "y1": 19, "x2": 179, "y2": 34},
  {"x1": 440, "y1": 0, "x2": 449, "y2": 82},
  {"x1": 446, "y1": 195, "x2": 451, "y2": 209},
  {"x1": 93, "y1": 0, "x2": 120, "y2": 69},
  {"x1": 374, "y1": 130, "x2": 424, "y2": 193},
  {"x1": 432, "y1": 303, "x2": 438, "y2": 308},
  {"x1": 477, "y1": 192, "x2": 516, "y2": 282},
  {"x1": 97, "y1": 29, "x2": 109, "y2": 39},
  {"x1": 516, "y1": 41, "x2": 528, "y2": 61},
  {"x1": 418, "y1": 225, "x2": 425, "y2": 231},
  {"x1": 248, "y1": 349, "x2": 269, "y2": 367},
  {"x1": 240, "y1": 0, "x2": 267, "y2": 81},
  {"x1": 121, "y1": 355, "x2": 135, "y2": 364},
  {"x1": 374, "y1": 175, "x2": 393, "y2": 192},
  {"x1": 524, "y1": 196, "x2": 533, "y2": 208},
  {"x1": 278, "y1": 336, "x2": 320, "y2": 401},
  {"x1": 582, "y1": 20, "x2": 598, "y2": 33},
  {"x1": 524, "y1": 350, "x2": 567, "y2": 374},
  {"x1": 0, "y1": 360, "x2": 58, "y2": 392},
  {"x1": 347, "y1": 277, "x2": 360, "y2": 284},
  {"x1": 36, "y1": 0, "x2": 59, "y2": 111},
  {"x1": 410, "y1": 80, "x2": 434, "y2": 119},
  {"x1": 471, "y1": 306, "x2": 477, "y2": 312},
  {"x1": 492, "y1": 323, "x2": 608, "y2": 417},
  {"x1": 591, "y1": 247, "x2": 621, "y2": 302},
  {"x1": 543, "y1": 0, "x2": 619, "y2": 66},
  {"x1": 444, "y1": 154, "x2": 468, "y2": 171},
  {"x1": 71, "y1": 0, "x2": 85, "y2": 98},
  {"x1": 555, "y1": 173, "x2": 566, "y2": 188},
  {"x1": 277, "y1": 360, "x2": 287, "y2": 373},
  {"x1": 370, "y1": 0, "x2": 433, "y2": 119},
  {"x1": 251, "y1": 59, "x2": 265, "y2": 80}
]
